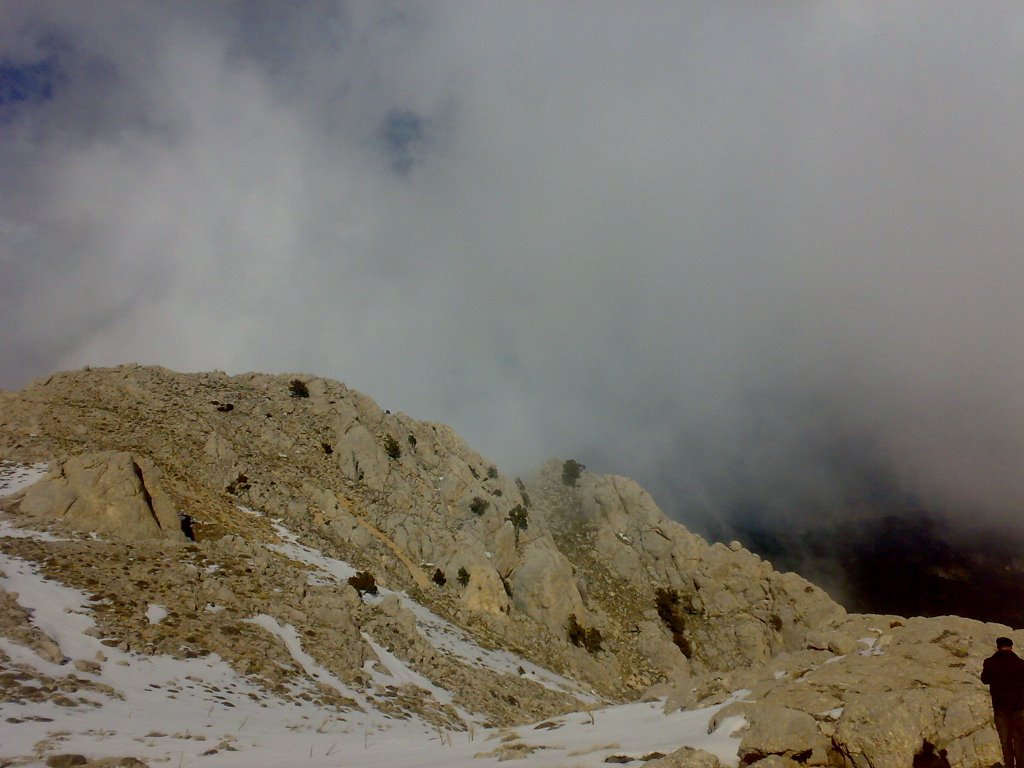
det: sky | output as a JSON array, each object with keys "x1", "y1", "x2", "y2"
[{"x1": 3, "y1": 2, "x2": 1024, "y2": 554}]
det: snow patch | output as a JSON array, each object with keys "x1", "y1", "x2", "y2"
[
  {"x1": 0, "y1": 461, "x2": 49, "y2": 498},
  {"x1": 145, "y1": 604, "x2": 168, "y2": 625},
  {"x1": 263, "y1": 515, "x2": 594, "y2": 699},
  {"x1": 0, "y1": 507, "x2": 747, "y2": 767}
]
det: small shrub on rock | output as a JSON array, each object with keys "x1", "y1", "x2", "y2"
[
  {"x1": 507, "y1": 504, "x2": 528, "y2": 545},
  {"x1": 568, "y1": 614, "x2": 585, "y2": 646},
  {"x1": 470, "y1": 497, "x2": 490, "y2": 516},
  {"x1": 567, "y1": 613, "x2": 603, "y2": 653},
  {"x1": 561, "y1": 459, "x2": 584, "y2": 487},
  {"x1": 432, "y1": 568, "x2": 446, "y2": 587},
  {"x1": 289, "y1": 379, "x2": 310, "y2": 398},
  {"x1": 487, "y1": 465, "x2": 499, "y2": 479},
  {"x1": 383, "y1": 434, "x2": 402, "y2": 460},
  {"x1": 514, "y1": 477, "x2": 532, "y2": 507},
  {"x1": 226, "y1": 473, "x2": 250, "y2": 496},
  {"x1": 457, "y1": 567, "x2": 470, "y2": 587},
  {"x1": 348, "y1": 570, "x2": 378, "y2": 598},
  {"x1": 655, "y1": 587, "x2": 692, "y2": 657},
  {"x1": 508, "y1": 504, "x2": 528, "y2": 530}
]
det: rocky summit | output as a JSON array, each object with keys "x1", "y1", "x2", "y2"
[{"x1": 0, "y1": 365, "x2": 1011, "y2": 767}]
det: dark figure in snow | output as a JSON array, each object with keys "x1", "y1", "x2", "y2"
[{"x1": 982, "y1": 637, "x2": 1024, "y2": 768}]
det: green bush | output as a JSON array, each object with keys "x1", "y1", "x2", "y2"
[
  {"x1": 561, "y1": 459, "x2": 584, "y2": 487},
  {"x1": 432, "y1": 568, "x2": 446, "y2": 587},
  {"x1": 470, "y1": 497, "x2": 490, "y2": 516},
  {"x1": 383, "y1": 434, "x2": 402, "y2": 460},
  {"x1": 289, "y1": 379, "x2": 310, "y2": 398},
  {"x1": 508, "y1": 504, "x2": 528, "y2": 527},
  {"x1": 457, "y1": 567, "x2": 470, "y2": 587},
  {"x1": 487, "y1": 466, "x2": 499, "y2": 479},
  {"x1": 507, "y1": 504, "x2": 529, "y2": 545}
]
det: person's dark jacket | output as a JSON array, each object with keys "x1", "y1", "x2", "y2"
[{"x1": 982, "y1": 649, "x2": 1024, "y2": 711}]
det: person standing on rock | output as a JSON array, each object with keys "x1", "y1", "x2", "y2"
[{"x1": 982, "y1": 636, "x2": 1024, "y2": 768}]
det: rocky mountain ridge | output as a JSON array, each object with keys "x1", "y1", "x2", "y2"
[{"x1": 0, "y1": 365, "x2": 1012, "y2": 768}]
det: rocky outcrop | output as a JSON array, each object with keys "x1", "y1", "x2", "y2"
[
  {"x1": 737, "y1": 705, "x2": 831, "y2": 766},
  {"x1": 16, "y1": 452, "x2": 185, "y2": 542},
  {"x1": 0, "y1": 581, "x2": 64, "y2": 663},
  {"x1": 668, "y1": 614, "x2": 1003, "y2": 768},
  {"x1": 648, "y1": 746, "x2": 723, "y2": 768},
  {"x1": 0, "y1": 367, "x2": 863, "y2": 702},
  {"x1": 0, "y1": 365, "x2": 1009, "y2": 767},
  {"x1": 509, "y1": 542, "x2": 586, "y2": 635},
  {"x1": 459, "y1": 563, "x2": 511, "y2": 615},
  {"x1": 0, "y1": 367, "x2": 845, "y2": 690},
  {"x1": 554, "y1": 468, "x2": 846, "y2": 676}
]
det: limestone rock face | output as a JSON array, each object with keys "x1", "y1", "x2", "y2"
[
  {"x1": 647, "y1": 746, "x2": 722, "y2": 768},
  {"x1": 545, "y1": 463, "x2": 846, "y2": 676},
  {"x1": 509, "y1": 542, "x2": 585, "y2": 635},
  {"x1": 637, "y1": 620, "x2": 690, "y2": 681},
  {"x1": 667, "y1": 613, "x2": 1004, "y2": 768},
  {"x1": 334, "y1": 417, "x2": 390, "y2": 490},
  {"x1": 18, "y1": 452, "x2": 185, "y2": 541},
  {"x1": 746, "y1": 757, "x2": 802, "y2": 768},
  {"x1": 460, "y1": 564, "x2": 511, "y2": 615},
  {"x1": 738, "y1": 705, "x2": 831, "y2": 766},
  {"x1": 0, "y1": 364, "x2": 1009, "y2": 762}
]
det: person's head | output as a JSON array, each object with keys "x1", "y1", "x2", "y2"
[{"x1": 997, "y1": 637, "x2": 1014, "y2": 650}]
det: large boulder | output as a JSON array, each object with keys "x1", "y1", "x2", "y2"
[
  {"x1": 647, "y1": 746, "x2": 722, "y2": 768},
  {"x1": 738, "y1": 705, "x2": 831, "y2": 766},
  {"x1": 461, "y1": 564, "x2": 512, "y2": 615},
  {"x1": 17, "y1": 451, "x2": 185, "y2": 541},
  {"x1": 333, "y1": 412, "x2": 391, "y2": 490},
  {"x1": 510, "y1": 542, "x2": 585, "y2": 635},
  {"x1": 668, "y1": 614, "x2": 1003, "y2": 768}
]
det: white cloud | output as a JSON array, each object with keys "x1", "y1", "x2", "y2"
[{"x1": 3, "y1": 1, "x2": 1024, "y2": 539}]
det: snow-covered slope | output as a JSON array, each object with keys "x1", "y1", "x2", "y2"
[{"x1": 0, "y1": 462, "x2": 744, "y2": 767}]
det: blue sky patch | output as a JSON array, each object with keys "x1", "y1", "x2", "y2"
[
  {"x1": 0, "y1": 56, "x2": 63, "y2": 106},
  {"x1": 379, "y1": 108, "x2": 428, "y2": 176}
]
